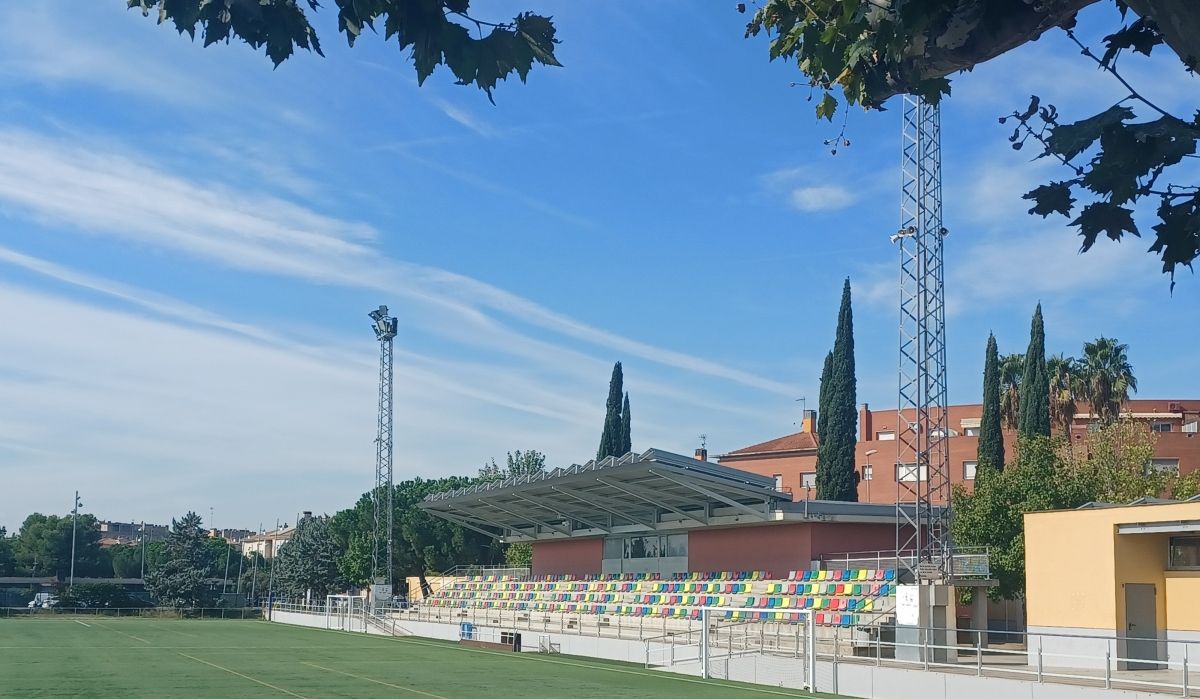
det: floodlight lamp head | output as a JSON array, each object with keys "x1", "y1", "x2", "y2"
[{"x1": 368, "y1": 305, "x2": 389, "y2": 322}]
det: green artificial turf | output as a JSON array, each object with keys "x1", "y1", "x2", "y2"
[{"x1": 0, "y1": 616, "x2": 828, "y2": 698}]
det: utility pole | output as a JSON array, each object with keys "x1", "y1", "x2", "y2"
[
  {"x1": 69, "y1": 491, "x2": 81, "y2": 587},
  {"x1": 368, "y1": 305, "x2": 398, "y2": 605},
  {"x1": 139, "y1": 521, "x2": 146, "y2": 579}
]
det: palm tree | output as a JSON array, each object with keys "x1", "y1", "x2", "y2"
[
  {"x1": 999, "y1": 353, "x2": 1024, "y2": 430},
  {"x1": 1079, "y1": 337, "x2": 1138, "y2": 425},
  {"x1": 1047, "y1": 354, "x2": 1081, "y2": 435}
]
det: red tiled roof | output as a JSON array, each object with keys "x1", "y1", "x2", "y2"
[{"x1": 724, "y1": 431, "x2": 818, "y2": 456}]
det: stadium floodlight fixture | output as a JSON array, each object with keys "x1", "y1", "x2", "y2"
[{"x1": 369, "y1": 305, "x2": 397, "y2": 342}]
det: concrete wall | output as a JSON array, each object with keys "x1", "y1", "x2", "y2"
[
  {"x1": 1165, "y1": 572, "x2": 1200, "y2": 632},
  {"x1": 531, "y1": 538, "x2": 603, "y2": 578}
]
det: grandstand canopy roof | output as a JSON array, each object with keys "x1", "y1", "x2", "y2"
[{"x1": 420, "y1": 448, "x2": 908, "y2": 541}]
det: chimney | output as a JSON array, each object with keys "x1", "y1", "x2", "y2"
[
  {"x1": 694, "y1": 447, "x2": 708, "y2": 462},
  {"x1": 800, "y1": 409, "x2": 817, "y2": 433},
  {"x1": 860, "y1": 403, "x2": 872, "y2": 442},
  {"x1": 302, "y1": 511, "x2": 312, "y2": 520}
]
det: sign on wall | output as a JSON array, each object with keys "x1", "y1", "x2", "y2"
[{"x1": 896, "y1": 584, "x2": 921, "y2": 626}]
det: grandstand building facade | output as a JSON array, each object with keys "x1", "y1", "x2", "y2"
[
  {"x1": 420, "y1": 449, "x2": 906, "y2": 580},
  {"x1": 720, "y1": 399, "x2": 1200, "y2": 504}
]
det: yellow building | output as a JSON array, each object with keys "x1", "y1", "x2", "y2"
[{"x1": 1025, "y1": 498, "x2": 1200, "y2": 670}]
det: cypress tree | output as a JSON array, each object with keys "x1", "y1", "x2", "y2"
[
  {"x1": 619, "y1": 393, "x2": 632, "y2": 455},
  {"x1": 597, "y1": 362, "x2": 624, "y2": 460},
  {"x1": 816, "y1": 351, "x2": 833, "y2": 441},
  {"x1": 816, "y1": 279, "x2": 859, "y2": 501},
  {"x1": 978, "y1": 333, "x2": 1005, "y2": 472},
  {"x1": 1018, "y1": 304, "x2": 1051, "y2": 438}
]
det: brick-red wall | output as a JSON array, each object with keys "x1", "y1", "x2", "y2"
[
  {"x1": 531, "y1": 538, "x2": 603, "y2": 577},
  {"x1": 805, "y1": 522, "x2": 898, "y2": 558},
  {"x1": 688, "y1": 524, "x2": 813, "y2": 577}
]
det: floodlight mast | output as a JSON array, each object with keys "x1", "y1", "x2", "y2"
[
  {"x1": 894, "y1": 96, "x2": 952, "y2": 583},
  {"x1": 369, "y1": 305, "x2": 398, "y2": 597}
]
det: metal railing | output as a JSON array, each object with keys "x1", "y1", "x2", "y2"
[
  {"x1": 437, "y1": 565, "x2": 531, "y2": 579},
  {"x1": 270, "y1": 602, "x2": 1198, "y2": 697},
  {"x1": 1, "y1": 606, "x2": 263, "y2": 619},
  {"x1": 818, "y1": 546, "x2": 990, "y2": 578}
]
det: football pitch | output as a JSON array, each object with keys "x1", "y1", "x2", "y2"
[{"x1": 0, "y1": 617, "x2": 829, "y2": 698}]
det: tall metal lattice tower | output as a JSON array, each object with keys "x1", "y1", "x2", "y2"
[
  {"x1": 369, "y1": 305, "x2": 398, "y2": 593},
  {"x1": 894, "y1": 96, "x2": 952, "y2": 582}
]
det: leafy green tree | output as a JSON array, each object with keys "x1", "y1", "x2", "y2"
[
  {"x1": 330, "y1": 477, "x2": 503, "y2": 597},
  {"x1": 978, "y1": 334, "x2": 1005, "y2": 472},
  {"x1": 1172, "y1": 470, "x2": 1200, "y2": 500},
  {"x1": 129, "y1": 0, "x2": 560, "y2": 102},
  {"x1": 1047, "y1": 354, "x2": 1082, "y2": 436},
  {"x1": 505, "y1": 542, "x2": 533, "y2": 569},
  {"x1": 1068, "y1": 420, "x2": 1164, "y2": 501},
  {"x1": 999, "y1": 353, "x2": 1024, "y2": 430},
  {"x1": 0, "y1": 528, "x2": 14, "y2": 576},
  {"x1": 13, "y1": 513, "x2": 105, "y2": 579},
  {"x1": 953, "y1": 436, "x2": 1094, "y2": 598},
  {"x1": 145, "y1": 512, "x2": 212, "y2": 608},
  {"x1": 1079, "y1": 337, "x2": 1138, "y2": 424},
  {"x1": 1018, "y1": 304, "x2": 1051, "y2": 438},
  {"x1": 273, "y1": 516, "x2": 347, "y2": 601},
  {"x1": 744, "y1": 0, "x2": 1200, "y2": 284},
  {"x1": 816, "y1": 279, "x2": 858, "y2": 501},
  {"x1": 58, "y1": 583, "x2": 144, "y2": 609},
  {"x1": 109, "y1": 544, "x2": 143, "y2": 578},
  {"x1": 597, "y1": 362, "x2": 626, "y2": 460}
]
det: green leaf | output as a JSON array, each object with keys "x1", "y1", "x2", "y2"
[
  {"x1": 1023, "y1": 182, "x2": 1076, "y2": 218},
  {"x1": 1070, "y1": 202, "x2": 1138, "y2": 251},
  {"x1": 816, "y1": 92, "x2": 837, "y2": 121},
  {"x1": 1101, "y1": 17, "x2": 1163, "y2": 65},
  {"x1": 1046, "y1": 105, "x2": 1134, "y2": 161}
]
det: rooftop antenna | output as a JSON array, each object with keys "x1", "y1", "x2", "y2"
[
  {"x1": 699, "y1": 434, "x2": 708, "y2": 450},
  {"x1": 794, "y1": 396, "x2": 806, "y2": 425}
]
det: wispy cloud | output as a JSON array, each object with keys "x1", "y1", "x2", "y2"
[
  {"x1": 0, "y1": 3, "x2": 213, "y2": 106},
  {"x1": 789, "y1": 185, "x2": 856, "y2": 212},
  {"x1": 0, "y1": 128, "x2": 793, "y2": 397},
  {"x1": 758, "y1": 166, "x2": 859, "y2": 213},
  {"x1": 428, "y1": 97, "x2": 498, "y2": 138}
]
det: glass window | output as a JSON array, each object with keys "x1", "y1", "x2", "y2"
[
  {"x1": 1151, "y1": 421, "x2": 1173, "y2": 433},
  {"x1": 963, "y1": 460, "x2": 978, "y2": 481},
  {"x1": 1184, "y1": 421, "x2": 1199, "y2": 434},
  {"x1": 666, "y1": 534, "x2": 688, "y2": 558},
  {"x1": 964, "y1": 427, "x2": 980, "y2": 437},
  {"x1": 1169, "y1": 536, "x2": 1200, "y2": 569},
  {"x1": 774, "y1": 474, "x2": 784, "y2": 491},
  {"x1": 800, "y1": 472, "x2": 816, "y2": 489},
  {"x1": 1147, "y1": 458, "x2": 1180, "y2": 474},
  {"x1": 862, "y1": 464, "x2": 873, "y2": 481},
  {"x1": 897, "y1": 463, "x2": 927, "y2": 482},
  {"x1": 603, "y1": 537, "x2": 623, "y2": 560},
  {"x1": 876, "y1": 431, "x2": 896, "y2": 441}
]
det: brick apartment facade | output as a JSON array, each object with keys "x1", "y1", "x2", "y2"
[{"x1": 719, "y1": 400, "x2": 1200, "y2": 504}]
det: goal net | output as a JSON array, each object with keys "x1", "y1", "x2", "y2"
[
  {"x1": 644, "y1": 607, "x2": 815, "y2": 692},
  {"x1": 325, "y1": 594, "x2": 365, "y2": 632}
]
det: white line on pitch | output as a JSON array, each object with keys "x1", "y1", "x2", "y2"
[{"x1": 74, "y1": 620, "x2": 91, "y2": 628}]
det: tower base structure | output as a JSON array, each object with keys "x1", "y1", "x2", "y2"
[{"x1": 895, "y1": 583, "x2": 958, "y2": 663}]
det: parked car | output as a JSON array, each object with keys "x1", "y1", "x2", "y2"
[{"x1": 27, "y1": 593, "x2": 59, "y2": 608}]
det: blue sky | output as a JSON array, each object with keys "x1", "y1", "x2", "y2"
[{"x1": 0, "y1": 2, "x2": 1194, "y2": 532}]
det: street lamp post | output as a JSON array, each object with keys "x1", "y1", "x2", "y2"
[
  {"x1": 139, "y1": 521, "x2": 146, "y2": 579},
  {"x1": 864, "y1": 449, "x2": 878, "y2": 502},
  {"x1": 69, "y1": 491, "x2": 82, "y2": 588}
]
